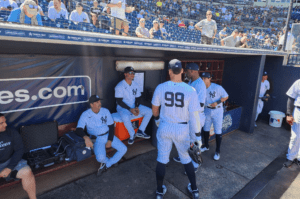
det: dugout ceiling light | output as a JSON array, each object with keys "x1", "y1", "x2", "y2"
[{"x1": 116, "y1": 61, "x2": 164, "y2": 71}]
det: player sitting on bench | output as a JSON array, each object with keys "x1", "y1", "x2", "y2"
[
  {"x1": 115, "y1": 66, "x2": 153, "y2": 145},
  {"x1": 0, "y1": 113, "x2": 37, "y2": 199}
]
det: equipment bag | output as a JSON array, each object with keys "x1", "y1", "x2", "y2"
[{"x1": 61, "y1": 131, "x2": 92, "y2": 162}]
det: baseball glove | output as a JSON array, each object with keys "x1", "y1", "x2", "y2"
[
  {"x1": 261, "y1": 94, "x2": 270, "y2": 102},
  {"x1": 188, "y1": 141, "x2": 203, "y2": 164}
]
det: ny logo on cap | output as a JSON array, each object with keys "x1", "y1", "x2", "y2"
[
  {"x1": 96, "y1": 95, "x2": 99, "y2": 98},
  {"x1": 175, "y1": 64, "x2": 179, "y2": 68},
  {"x1": 202, "y1": 73, "x2": 205, "y2": 75}
]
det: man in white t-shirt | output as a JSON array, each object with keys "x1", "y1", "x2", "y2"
[
  {"x1": 195, "y1": 10, "x2": 217, "y2": 45},
  {"x1": 0, "y1": 0, "x2": 18, "y2": 11},
  {"x1": 48, "y1": 0, "x2": 68, "y2": 21},
  {"x1": 255, "y1": 72, "x2": 270, "y2": 127},
  {"x1": 69, "y1": 2, "x2": 90, "y2": 24},
  {"x1": 107, "y1": 0, "x2": 135, "y2": 36},
  {"x1": 115, "y1": 67, "x2": 152, "y2": 145},
  {"x1": 279, "y1": 27, "x2": 295, "y2": 52}
]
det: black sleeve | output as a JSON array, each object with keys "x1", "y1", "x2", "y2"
[
  {"x1": 116, "y1": 98, "x2": 131, "y2": 110},
  {"x1": 108, "y1": 124, "x2": 114, "y2": 142},
  {"x1": 7, "y1": 129, "x2": 24, "y2": 170},
  {"x1": 287, "y1": 97, "x2": 295, "y2": 115},
  {"x1": 135, "y1": 96, "x2": 142, "y2": 108},
  {"x1": 200, "y1": 103, "x2": 204, "y2": 107},
  {"x1": 75, "y1": 128, "x2": 86, "y2": 138}
]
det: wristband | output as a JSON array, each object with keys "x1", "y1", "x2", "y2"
[
  {"x1": 217, "y1": 100, "x2": 222, "y2": 104},
  {"x1": 154, "y1": 115, "x2": 160, "y2": 120}
]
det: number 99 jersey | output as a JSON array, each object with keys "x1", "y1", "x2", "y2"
[{"x1": 152, "y1": 81, "x2": 201, "y2": 124}]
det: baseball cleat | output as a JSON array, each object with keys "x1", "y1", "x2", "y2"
[
  {"x1": 97, "y1": 163, "x2": 107, "y2": 176},
  {"x1": 283, "y1": 159, "x2": 294, "y2": 168},
  {"x1": 173, "y1": 157, "x2": 181, "y2": 163},
  {"x1": 184, "y1": 167, "x2": 198, "y2": 175},
  {"x1": 214, "y1": 152, "x2": 220, "y2": 161},
  {"x1": 136, "y1": 130, "x2": 150, "y2": 139},
  {"x1": 200, "y1": 146, "x2": 209, "y2": 153},
  {"x1": 187, "y1": 183, "x2": 199, "y2": 199},
  {"x1": 128, "y1": 138, "x2": 134, "y2": 145},
  {"x1": 156, "y1": 185, "x2": 167, "y2": 199}
]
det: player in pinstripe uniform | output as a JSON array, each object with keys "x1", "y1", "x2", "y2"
[
  {"x1": 284, "y1": 79, "x2": 300, "y2": 168},
  {"x1": 201, "y1": 72, "x2": 228, "y2": 161},
  {"x1": 75, "y1": 95, "x2": 127, "y2": 176},
  {"x1": 173, "y1": 63, "x2": 206, "y2": 172},
  {"x1": 115, "y1": 66, "x2": 152, "y2": 145},
  {"x1": 152, "y1": 59, "x2": 201, "y2": 199}
]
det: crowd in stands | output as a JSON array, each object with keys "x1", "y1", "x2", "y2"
[{"x1": 0, "y1": 0, "x2": 299, "y2": 52}]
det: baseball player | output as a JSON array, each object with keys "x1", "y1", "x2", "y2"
[
  {"x1": 152, "y1": 59, "x2": 201, "y2": 199},
  {"x1": 173, "y1": 63, "x2": 206, "y2": 172},
  {"x1": 284, "y1": 79, "x2": 300, "y2": 168},
  {"x1": 201, "y1": 72, "x2": 228, "y2": 161},
  {"x1": 255, "y1": 72, "x2": 270, "y2": 127},
  {"x1": 115, "y1": 66, "x2": 152, "y2": 145},
  {"x1": 75, "y1": 95, "x2": 127, "y2": 176}
]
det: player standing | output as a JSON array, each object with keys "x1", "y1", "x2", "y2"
[
  {"x1": 201, "y1": 72, "x2": 228, "y2": 161},
  {"x1": 173, "y1": 63, "x2": 206, "y2": 172},
  {"x1": 115, "y1": 66, "x2": 152, "y2": 145},
  {"x1": 255, "y1": 72, "x2": 270, "y2": 127},
  {"x1": 152, "y1": 59, "x2": 201, "y2": 199},
  {"x1": 284, "y1": 79, "x2": 300, "y2": 168}
]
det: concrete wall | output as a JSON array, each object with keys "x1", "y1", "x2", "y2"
[{"x1": 222, "y1": 55, "x2": 265, "y2": 134}]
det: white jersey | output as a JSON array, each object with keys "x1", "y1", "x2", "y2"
[
  {"x1": 151, "y1": 81, "x2": 201, "y2": 124},
  {"x1": 287, "y1": 79, "x2": 300, "y2": 106},
  {"x1": 69, "y1": 10, "x2": 90, "y2": 23},
  {"x1": 205, "y1": 83, "x2": 228, "y2": 108},
  {"x1": 109, "y1": 0, "x2": 126, "y2": 20},
  {"x1": 115, "y1": 79, "x2": 141, "y2": 109},
  {"x1": 188, "y1": 77, "x2": 206, "y2": 112},
  {"x1": 48, "y1": 7, "x2": 68, "y2": 20},
  {"x1": 77, "y1": 108, "x2": 114, "y2": 136},
  {"x1": 259, "y1": 80, "x2": 270, "y2": 98}
]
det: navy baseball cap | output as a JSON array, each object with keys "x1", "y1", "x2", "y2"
[
  {"x1": 76, "y1": 2, "x2": 83, "y2": 7},
  {"x1": 201, "y1": 72, "x2": 212, "y2": 78},
  {"x1": 185, "y1": 63, "x2": 199, "y2": 71},
  {"x1": 168, "y1": 59, "x2": 182, "y2": 74},
  {"x1": 124, "y1": 66, "x2": 135, "y2": 73},
  {"x1": 263, "y1": 71, "x2": 268, "y2": 76},
  {"x1": 89, "y1": 95, "x2": 101, "y2": 103}
]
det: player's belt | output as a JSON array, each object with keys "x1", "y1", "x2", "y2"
[
  {"x1": 178, "y1": 122, "x2": 188, "y2": 124},
  {"x1": 206, "y1": 106, "x2": 221, "y2": 109},
  {"x1": 97, "y1": 132, "x2": 109, "y2": 137}
]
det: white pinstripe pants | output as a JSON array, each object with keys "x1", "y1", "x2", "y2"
[{"x1": 287, "y1": 107, "x2": 300, "y2": 161}]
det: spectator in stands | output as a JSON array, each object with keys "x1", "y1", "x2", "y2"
[
  {"x1": 195, "y1": 10, "x2": 217, "y2": 45},
  {"x1": 33, "y1": 0, "x2": 44, "y2": 16},
  {"x1": 221, "y1": 29, "x2": 238, "y2": 47},
  {"x1": 149, "y1": 20, "x2": 163, "y2": 39},
  {"x1": 107, "y1": 0, "x2": 135, "y2": 36},
  {"x1": 137, "y1": 10, "x2": 144, "y2": 20},
  {"x1": 278, "y1": 27, "x2": 295, "y2": 52},
  {"x1": 0, "y1": 0, "x2": 18, "y2": 11},
  {"x1": 159, "y1": 20, "x2": 168, "y2": 37},
  {"x1": 7, "y1": 0, "x2": 42, "y2": 25},
  {"x1": 258, "y1": 32, "x2": 265, "y2": 40},
  {"x1": 255, "y1": 32, "x2": 260, "y2": 39},
  {"x1": 236, "y1": 32, "x2": 243, "y2": 41},
  {"x1": 90, "y1": 0, "x2": 102, "y2": 16},
  {"x1": 178, "y1": 20, "x2": 186, "y2": 28},
  {"x1": 235, "y1": 36, "x2": 249, "y2": 48},
  {"x1": 91, "y1": 13, "x2": 100, "y2": 28},
  {"x1": 48, "y1": 0, "x2": 67, "y2": 11},
  {"x1": 0, "y1": 113, "x2": 37, "y2": 199},
  {"x1": 100, "y1": 0, "x2": 106, "y2": 8},
  {"x1": 188, "y1": 21, "x2": 194, "y2": 30},
  {"x1": 69, "y1": 2, "x2": 90, "y2": 24},
  {"x1": 135, "y1": 18, "x2": 150, "y2": 39},
  {"x1": 48, "y1": 0, "x2": 68, "y2": 21},
  {"x1": 219, "y1": 27, "x2": 227, "y2": 39},
  {"x1": 156, "y1": 0, "x2": 162, "y2": 10}
]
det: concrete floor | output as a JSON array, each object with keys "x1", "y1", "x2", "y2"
[{"x1": 1, "y1": 121, "x2": 298, "y2": 199}]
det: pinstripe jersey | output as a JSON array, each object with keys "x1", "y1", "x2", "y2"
[
  {"x1": 151, "y1": 81, "x2": 201, "y2": 124},
  {"x1": 188, "y1": 77, "x2": 206, "y2": 112},
  {"x1": 115, "y1": 79, "x2": 142, "y2": 109},
  {"x1": 287, "y1": 79, "x2": 300, "y2": 106},
  {"x1": 205, "y1": 83, "x2": 228, "y2": 108},
  {"x1": 77, "y1": 108, "x2": 114, "y2": 136}
]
